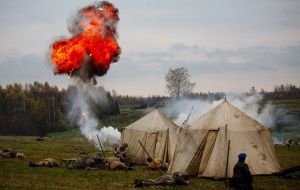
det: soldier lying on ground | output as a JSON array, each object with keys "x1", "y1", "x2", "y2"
[
  {"x1": 0, "y1": 149, "x2": 25, "y2": 159},
  {"x1": 146, "y1": 157, "x2": 168, "y2": 171},
  {"x1": 65, "y1": 153, "x2": 133, "y2": 171},
  {"x1": 105, "y1": 156, "x2": 133, "y2": 171},
  {"x1": 134, "y1": 172, "x2": 189, "y2": 187},
  {"x1": 275, "y1": 165, "x2": 300, "y2": 179},
  {"x1": 109, "y1": 160, "x2": 133, "y2": 171},
  {"x1": 29, "y1": 158, "x2": 59, "y2": 167},
  {"x1": 36, "y1": 137, "x2": 45, "y2": 141},
  {"x1": 67, "y1": 152, "x2": 106, "y2": 170}
]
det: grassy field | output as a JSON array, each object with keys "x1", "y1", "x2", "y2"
[
  {"x1": 267, "y1": 99, "x2": 300, "y2": 113},
  {"x1": 266, "y1": 99, "x2": 300, "y2": 141},
  {"x1": 1, "y1": 101, "x2": 299, "y2": 190},
  {"x1": 0, "y1": 137, "x2": 299, "y2": 190}
]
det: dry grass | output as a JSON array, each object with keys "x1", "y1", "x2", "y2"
[{"x1": 0, "y1": 137, "x2": 299, "y2": 190}]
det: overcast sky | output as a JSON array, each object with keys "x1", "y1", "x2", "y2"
[{"x1": 0, "y1": 0, "x2": 299, "y2": 96}]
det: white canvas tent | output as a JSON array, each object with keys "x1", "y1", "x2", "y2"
[
  {"x1": 121, "y1": 109, "x2": 178, "y2": 164},
  {"x1": 168, "y1": 99, "x2": 281, "y2": 179}
]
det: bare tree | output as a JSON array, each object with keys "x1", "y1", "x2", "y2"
[
  {"x1": 249, "y1": 86, "x2": 257, "y2": 95},
  {"x1": 165, "y1": 67, "x2": 195, "y2": 97}
]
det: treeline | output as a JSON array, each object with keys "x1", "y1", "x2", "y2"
[
  {"x1": 115, "y1": 92, "x2": 228, "y2": 109},
  {"x1": 115, "y1": 95, "x2": 168, "y2": 109},
  {"x1": 1, "y1": 82, "x2": 299, "y2": 136},
  {"x1": 185, "y1": 92, "x2": 226, "y2": 101},
  {"x1": 0, "y1": 82, "x2": 119, "y2": 136},
  {"x1": 115, "y1": 84, "x2": 300, "y2": 108},
  {"x1": 187, "y1": 84, "x2": 300, "y2": 101},
  {"x1": 263, "y1": 84, "x2": 300, "y2": 100},
  {"x1": 0, "y1": 82, "x2": 67, "y2": 136}
]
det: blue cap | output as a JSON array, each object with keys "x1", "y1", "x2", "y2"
[{"x1": 238, "y1": 153, "x2": 247, "y2": 159}]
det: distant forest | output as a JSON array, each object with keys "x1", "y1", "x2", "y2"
[
  {"x1": 0, "y1": 82, "x2": 300, "y2": 136},
  {"x1": 0, "y1": 82, "x2": 119, "y2": 136}
]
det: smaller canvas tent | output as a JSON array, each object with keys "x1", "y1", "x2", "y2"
[
  {"x1": 168, "y1": 99, "x2": 281, "y2": 179},
  {"x1": 121, "y1": 109, "x2": 178, "y2": 164}
]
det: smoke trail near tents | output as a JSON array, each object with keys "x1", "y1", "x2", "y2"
[
  {"x1": 67, "y1": 79, "x2": 121, "y2": 150},
  {"x1": 162, "y1": 93, "x2": 297, "y2": 143},
  {"x1": 163, "y1": 94, "x2": 272, "y2": 127}
]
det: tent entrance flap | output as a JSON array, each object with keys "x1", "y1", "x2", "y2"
[
  {"x1": 143, "y1": 131, "x2": 159, "y2": 159},
  {"x1": 134, "y1": 131, "x2": 160, "y2": 161},
  {"x1": 185, "y1": 130, "x2": 218, "y2": 175},
  {"x1": 131, "y1": 130, "x2": 169, "y2": 163}
]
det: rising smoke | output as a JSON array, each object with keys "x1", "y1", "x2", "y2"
[
  {"x1": 163, "y1": 94, "x2": 273, "y2": 127},
  {"x1": 162, "y1": 93, "x2": 296, "y2": 143},
  {"x1": 67, "y1": 78, "x2": 121, "y2": 150}
]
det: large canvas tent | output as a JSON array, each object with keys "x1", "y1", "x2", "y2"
[
  {"x1": 121, "y1": 109, "x2": 178, "y2": 164},
  {"x1": 168, "y1": 99, "x2": 281, "y2": 179}
]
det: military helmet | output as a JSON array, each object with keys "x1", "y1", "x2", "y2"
[{"x1": 238, "y1": 153, "x2": 247, "y2": 160}]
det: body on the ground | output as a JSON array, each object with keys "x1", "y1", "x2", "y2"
[
  {"x1": 134, "y1": 172, "x2": 189, "y2": 187},
  {"x1": 0, "y1": 149, "x2": 25, "y2": 159},
  {"x1": 29, "y1": 158, "x2": 59, "y2": 167}
]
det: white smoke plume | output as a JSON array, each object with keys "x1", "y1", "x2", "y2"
[
  {"x1": 67, "y1": 78, "x2": 121, "y2": 150},
  {"x1": 162, "y1": 93, "x2": 275, "y2": 128},
  {"x1": 226, "y1": 93, "x2": 275, "y2": 127}
]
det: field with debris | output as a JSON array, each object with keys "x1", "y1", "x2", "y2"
[
  {"x1": 0, "y1": 136, "x2": 299, "y2": 190},
  {"x1": 1, "y1": 103, "x2": 300, "y2": 190}
]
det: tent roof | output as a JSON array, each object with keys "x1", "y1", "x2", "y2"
[
  {"x1": 125, "y1": 109, "x2": 178, "y2": 131},
  {"x1": 168, "y1": 99, "x2": 281, "y2": 177},
  {"x1": 189, "y1": 100, "x2": 265, "y2": 131}
]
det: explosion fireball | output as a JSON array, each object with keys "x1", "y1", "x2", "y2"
[
  {"x1": 50, "y1": 1, "x2": 121, "y2": 83},
  {"x1": 49, "y1": 1, "x2": 122, "y2": 150}
]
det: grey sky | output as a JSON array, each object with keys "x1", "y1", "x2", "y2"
[{"x1": 0, "y1": 0, "x2": 299, "y2": 95}]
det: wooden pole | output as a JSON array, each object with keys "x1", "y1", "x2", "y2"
[
  {"x1": 138, "y1": 140, "x2": 152, "y2": 160},
  {"x1": 225, "y1": 139, "x2": 231, "y2": 187},
  {"x1": 176, "y1": 106, "x2": 193, "y2": 135},
  {"x1": 97, "y1": 134, "x2": 105, "y2": 158},
  {"x1": 138, "y1": 140, "x2": 166, "y2": 169}
]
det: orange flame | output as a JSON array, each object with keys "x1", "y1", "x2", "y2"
[{"x1": 51, "y1": 2, "x2": 120, "y2": 78}]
